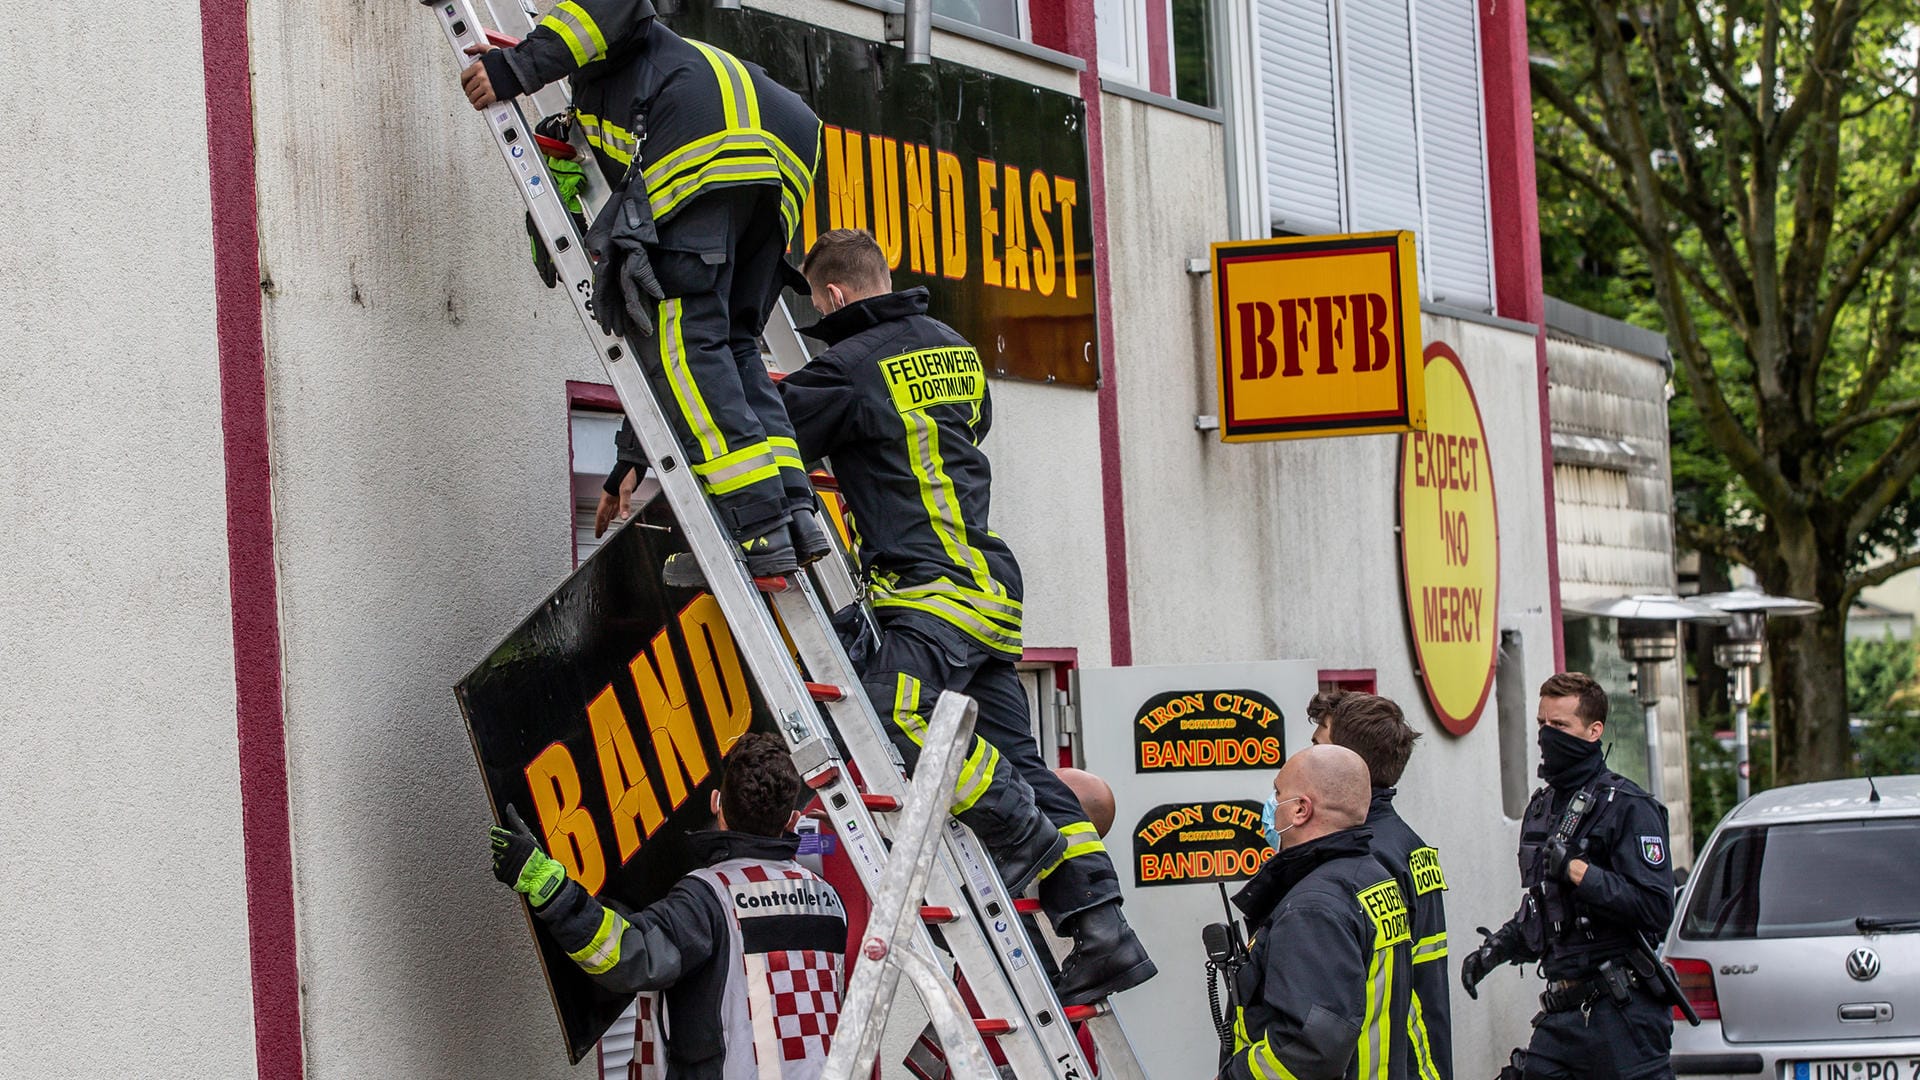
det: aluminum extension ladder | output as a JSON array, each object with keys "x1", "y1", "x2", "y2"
[{"x1": 423, "y1": 3, "x2": 1147, "y2": 1077}]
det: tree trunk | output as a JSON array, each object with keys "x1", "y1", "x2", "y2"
[{"x1": 1766, "y1": 603, "x2": 1853, "y2": 783}]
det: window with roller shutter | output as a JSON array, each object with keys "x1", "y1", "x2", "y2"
[{"x1": 1249, "y1": 0, "x2": 1494, "y2": 311}]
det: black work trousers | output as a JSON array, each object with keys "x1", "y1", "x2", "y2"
[
  {"x1": 1524, "y1": 983, "x2": 1674, "y2": 1080},
  {"x1": 859, "y1": 613, "x2": 1122, "y2": 928},
  {"x1": 624, "y1": 184, "x2": 812, "y2": 539}
]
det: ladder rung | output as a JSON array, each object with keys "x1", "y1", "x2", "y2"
[
  {"x1": 1062, "y1": 1004, "x2": 1102, "y2": 1023},
  {"x1": 533, "y1": 133, "x2": 577, "y2": 159},
  {"x1": 806, "y1": 681, "x2": 847, "y2": 702},
  {"x1": 920, "y1": 906, "x2": 959, "y2": 923},
  {"x1": 803, "y1": 765, "x2": 841, "y2": 790},
  {"x1": 483, "y1": 28, "x2": 518, "y2": 47},
  {"x1": 1012, "y1": 898, "x2": 1042, "y2": 915},
  {"x1": 808, "y1": 471, "x2": 840, "y2": 493},
  {"x1": 974, "y1": 1019, "x2": 1016, "y2": 1037},
  {"x1": 753, "y1": 574, "x2": 792, "y2": 593},
  {"x1": 861, "y1": 793, "x2": 901, "y2": 812}
]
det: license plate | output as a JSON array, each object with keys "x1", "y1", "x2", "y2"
[{"x1": 1790, "y1": 1060, "x2": 1920, "y2": 1080}]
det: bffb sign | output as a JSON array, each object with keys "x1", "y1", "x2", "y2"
[
  {"x1": 1210, "y1": 231, "x2": 1426, "y2": 441},
  {"x1": 457, "y1": 507, "x2": 779, "y2": 1062},
  {"x1": 1398, "y1": 343, "x2": 1499, "y2": 734}
]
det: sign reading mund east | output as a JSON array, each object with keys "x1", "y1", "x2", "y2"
[
  {"x1": 1210, "y1": 231, "x2": 1426, "y2": 441},
  {"x1": 1134, "y1": 688, "x2": 1287, "y2": 772},
  {"x1": 664, "y1": 6, "x2": 1099, "y2": 387},
  {"x1": 457, "y1": 507, "x2": 778, "y2": 1063},
  {"x1": 1133, "y1": 800, "x2": 1274, "y2": 887},
  {"x1": 1398, "y1": 343, "x2": 1499, "y2": 735}
]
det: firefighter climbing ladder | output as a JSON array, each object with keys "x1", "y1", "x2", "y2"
[{"x1": 424, "y1": 3, "x2": 1147, "y2": 1077}]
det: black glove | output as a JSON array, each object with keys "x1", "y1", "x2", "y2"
[
  {"x1": 584, "y1": 181, "x2": 666, "y2": 340},
  {"x1": 490, "y1": 805, "x2": 566, "y2": 907},
  {"x1": 528, "y1": 212, "x2": 559, "y2": 288},
  {"x1": 1542, "y1": 837, "x2": 1574, "y2": 883},
  {"x1": 1460, "y1": 926, "x2": 1507, "y2": 1000}
]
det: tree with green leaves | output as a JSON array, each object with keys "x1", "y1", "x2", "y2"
[{"x1": 1529, "y1": 0, "x2": 1920, "y2": 782}]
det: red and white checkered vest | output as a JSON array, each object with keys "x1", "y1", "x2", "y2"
[{"x1": 686, "y1": 858, "x2": 847, "y2": 1080}]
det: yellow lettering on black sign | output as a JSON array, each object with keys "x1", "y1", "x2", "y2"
[
  {"x1": 1357, "y1": 879, "x2": 1411, "y2": 949},
  {"x1": 881, "y1": 347, "x2": 984, "y2": 412},
  {"x1": 1410, "y1": 846, "x2": 1447, "y2": 895}
]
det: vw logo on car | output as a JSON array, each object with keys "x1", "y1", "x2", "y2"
[{"x1": 1846, "y1": 947, "x2": 1882, "y2": 982}]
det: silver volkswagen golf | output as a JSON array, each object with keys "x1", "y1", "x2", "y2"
[{"x1": 1665, "y1": 775, "x2": 1920, "y2": 1079}]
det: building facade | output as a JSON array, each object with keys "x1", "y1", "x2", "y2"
[{"x1": 10, "y1": 0, "x2": 1564, "y2": 1076}]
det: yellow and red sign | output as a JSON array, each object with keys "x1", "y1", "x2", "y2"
[
  {"x1": 1210, "y1": 231, "x2": 1426, "y2": 442},
  {"x1": 1399, "y1": 343, "x2": 1499, "y2": 735}
]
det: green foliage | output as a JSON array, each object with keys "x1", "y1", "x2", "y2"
[
  {"x1": 1686, "y1": 708, "x2": 1776, "y2": 851},
  {"x1": 1849, "y1": 633, "x2": 1920, "y2": 774}
]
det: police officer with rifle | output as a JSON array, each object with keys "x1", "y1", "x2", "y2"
[{"x1": 1459, "y1": 672, "x2": 1697, "y2": 1080}]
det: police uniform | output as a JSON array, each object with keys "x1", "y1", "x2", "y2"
[
  {"x1": 776, "y1": 288, "x2": 1118, "y2": 927},
  {"x1": 1367, "y1": 788, "x2": 1452, "y2": 1080},
  {"x1": 1227, "y1": 827, "x2": 1414, "y2": 1080},
  {"x1": 485, "y1": 1, "x2": 822, "y2": 541},
  {"x1": 533, "y1": 829, "x2": 847, "y2": 1079},
  {"x1": 1485, "y1": 734, "x2": 1676, "y2": 1080}
]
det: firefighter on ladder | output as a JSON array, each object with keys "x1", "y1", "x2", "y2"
[
  {"x1": 489, "y1": 733, "x2": 848, "y2": 1078},
  {"x1": 776, "y1": 229, "x2": 1159, "y2": 1007},
  {"x1": 460, "y1": 0, "x2": 830, "y2": 575}
]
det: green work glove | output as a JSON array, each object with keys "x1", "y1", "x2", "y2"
[
  {"x1": 527, "y1": 155, "x2": 589, "y2": 288},
  {"x1": 490, "y1": 805, "x2": 567, "y2": 908}
]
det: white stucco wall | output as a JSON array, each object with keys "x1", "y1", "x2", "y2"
[
  {"x1": 1098, "y1": 93, "x2": 1552, "y2": 1077},
  {"x1": 0, "y1": 3, "x2": 259, "y2": 1076},
  {"x1": 247, "y1": 2, "x2": 602, "y2": 1075}
]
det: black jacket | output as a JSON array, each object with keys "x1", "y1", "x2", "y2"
[
  {"x1": 1491, "y1": 748, "x2": 1676, "y2": 978},
  {"x1": 779, "y1": 288, "x2": 1026, "y2": 657},
  {"x1": 1367, "y1": 789, "x2": 1451, "y2": 1080},
  {"x1": 534, "y1": 829, "x2": 846, "y2": 1078},
  {"x1": 488, "y1": 0, "x2": 820, "y2": 234},
  {"x1": 1226, "y1": 827, "x2": 1414, "y2": 1080}
]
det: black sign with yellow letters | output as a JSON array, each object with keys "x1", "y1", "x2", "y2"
[
  {"x1": 1133, "y1": 688, "x2": 1287, "y2": 772},
  {"x1": 457, "y1": 505, "x2": 779, "y2": 1063},
  {"x1": 661, "y1": 5, "x2": 1099, "y2": 387},
  {"x1": 1133, "y1": 800, "x2": 1274, "y2": 887}
]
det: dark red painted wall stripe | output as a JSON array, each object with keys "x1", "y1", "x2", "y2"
[
  {"x1": 199, "y1": 2, "x2": 305, "y2": 1076},
  {"x1": 1478, "y1": 0, "x2": 1565, "y2": 668},
  {"x1": 1144, "y1": 0, "x2": 1172, "y2": 97},
  {"x1": 1035, "y1": 0, "x2": 1134, "y2": 667}
]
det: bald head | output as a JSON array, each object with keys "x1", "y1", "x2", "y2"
[
  {"x1": 1270, "y1": 745, "x2": 1372, "y2": 847},
  {"x1": 1056, "y1": 767, "x2": 1116, "y2": 837}
]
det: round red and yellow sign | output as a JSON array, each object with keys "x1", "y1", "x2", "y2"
[{"x1": 1398, "y1": 343, "x2": 1499, "y2": 735}]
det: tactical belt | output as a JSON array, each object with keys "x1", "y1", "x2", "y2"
[{"x1": 1539, "y1": 965, "x2": 1642, "y2": 1013}]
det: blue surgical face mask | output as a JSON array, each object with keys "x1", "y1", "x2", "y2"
[{"x1": 1262, "y1": 794, "x2": 1303, "y2": 849}]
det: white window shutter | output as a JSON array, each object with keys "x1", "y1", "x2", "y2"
[
  {"x1": 1338, "y1": 0, "x2": 1425, "y2": 239},
  {"x1": 1414, "y1": 0, "x2": 1495, "y2": 309},
  {"x1": 1255, "y1": 0, "x2": 1344, "y2": 234}
]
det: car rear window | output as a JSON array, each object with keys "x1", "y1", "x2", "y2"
[{"x1": 1681, "y1": 817, "x2": 1920, "y2": 939}]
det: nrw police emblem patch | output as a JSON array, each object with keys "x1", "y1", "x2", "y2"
[{"x1": 1640, "y1": 836, "x2": 1666, "y2": 866}]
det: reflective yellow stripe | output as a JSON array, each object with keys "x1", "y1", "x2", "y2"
[
  {"x1": 871, "y1": 595, "x2": 1022, "y2": 653},
  {"x1": 1230, "y1": 1006, "x2": 1303, "y2": 1080},
  {"x1": 768, "y1": 436, "x2": 804, "y2": 471},
  {"x1": 884, "y1": 578, "x2": 1024, "y2": 625},
  {"x1": 950, "y1": 741, "x2": 999, "y2": 813},
  {"x1": 693, "y1": 442, "x2": 781, "y2": 495},
  {"x1": 688, "y1": 41, "x2": 744, "y2": 128},
  {"x1": 1360, "y1": 947, "x2": 1393, "y2": 1080},
  {"x1": 1038, "y1": 821, "x2": 1106, "y2": 879},
  {"x1": 1409, "y1": 991, "x2": 1442, "y2": 1080},
  {"x1": 891, "y1": 674, "x2": 926, "y2": 747},
  {"x1": 539, "y1": 9, "x2": 591, "y2": 66},
  {"x1": 656, "y1": 300, "x2": 727, "y2": 461},
  {"x1": 568, "y1": 908, "x2": 627, "y2": 975},
  {"x1": 1411, "y1": 931, "x2": 1448, "y2": 964},
  {"x1": 556, "y1": 2, "x2": 606, "y2": 57},
  {"x1": 651, "y1": 160, "x2": 785, "y2": 220},
  {"x1": 901, "y1": 410, "x2": 1009, "y2": 603}
]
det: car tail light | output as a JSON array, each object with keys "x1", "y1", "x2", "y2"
[{"x1": 1667, "y1": 957, "x2": 1721, "y2": 1021}]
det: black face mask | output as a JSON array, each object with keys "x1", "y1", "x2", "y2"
[{"x1": 1538, "y1": 724, "x2": 1602, "y2": 783}]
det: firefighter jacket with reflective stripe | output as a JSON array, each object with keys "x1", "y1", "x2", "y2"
[
  {"x1": 1367, "y1": 789, "x2": 1451, "y2": 1080},
  {"x1": 534, "y1": 830, "x2": 847, "y2": 1079},
  {"x1": 497, "y1": 0, "x2": 821, "y2": 235},
  {"x1": 1489, "y1": 749, "x2": 1675, "y2": 980},
  {"x1": 1227, "y1": 827, "x2": 1413, "y2": 1080},
  {"x1": 781, "y1": 288, "x2": 1025, "y2": 657}
]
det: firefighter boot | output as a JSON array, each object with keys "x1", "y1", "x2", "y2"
[
  {"x1": 994, "y1": 816, "x2": 1070, "y2": 897},
  {"x1": 663, "y1": 521, "x2": 799, "y2": 587},
  {"x1": 789, "y1": 508, "x2": 834, "y2": 566},
  {"x1": 1054, "y1": 901, "x2": 1157, "y2": 1005}
]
